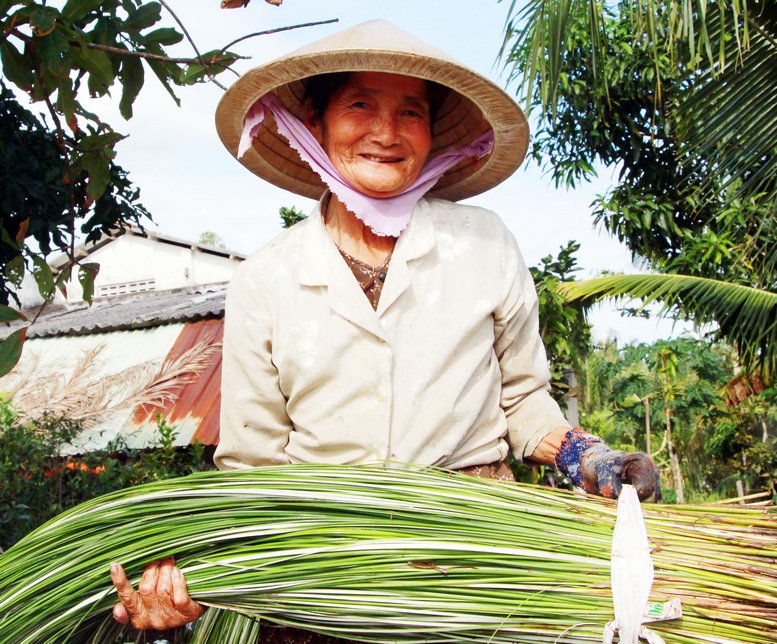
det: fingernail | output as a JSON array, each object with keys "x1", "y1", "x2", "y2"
[{"x1": 110, "y1": 563, "x2": 118, "y2": 575}]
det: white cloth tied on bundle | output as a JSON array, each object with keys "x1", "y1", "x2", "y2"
[{"x1": 604, "y1": 484, "x2": 682, "y2": 644}]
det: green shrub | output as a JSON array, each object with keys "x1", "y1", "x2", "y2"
[{"x1": 0, "y1": 398, "x2": 210, "y2": 551}]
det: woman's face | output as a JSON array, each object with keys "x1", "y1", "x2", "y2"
[{"x1": 308, "y1": 72, "x2": 433, "y2": 198}]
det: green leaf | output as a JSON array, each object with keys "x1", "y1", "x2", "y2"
[
  {"x1": 91, "y1": 15, "x2": 119, "y2": 46},
  {"x1": 57, "y1": 77, "x2": 77, "y2": 132},
  {"x1": 61, "y1": 0, "x2": 105, "y2": 21},
  {"x1": 3, "y1": 255, "x2": 25, "y2": 289},
  {"x1": 146, "y1": 58, "x2": 181, "y2": 106},
  {"x1": 0, "y1": 41, "x2": 35, "y2": 91},
  {"x1": 0, "y1": 327, "x2": 27, "y2": 377},
  {"x1": 30, "y1": 6, "x2": 59, "y2": 37},
  {"x1": 35, "y1": 29, "x2": 70, "y2": 78},
  {"x1": 0, "y1": 306, "x2": 27, "y2": 323},
  {"x1": 118, "y1": 55, "x2": 144, "y2": 120},
  {"x1": 181, "y1": 50, "x2": 240, "y2": 84},
  {"x1": 75, "y1": 132, "x2": 123, "y2": 201},
  {"x1": 180, "y1": 62, "x2": 206, "y2": 84},
  {"x1": 142, "y1": 27, "x2": 184, "y2": 47},
  {"x1": 78, "y1": 262, "x2": 100, "y2": 304},
  {"x1": 85, "y1": 156, "x2": 111, "y2": 201},
  {"x1": 55, "y1": 265, "x2": 72, "y2": 298},
  {"x1": 32, "y1": 257, "x2": 55, "y2": 300},
  {"x1": 124, "y1": 1, "x2": 162, "y2": 32},
  {"x1": 71, "y1": 46, "x2": 115, "y2": 96}
]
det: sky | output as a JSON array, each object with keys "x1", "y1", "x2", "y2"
[{"x1": 84, "y1": 0, "x2": 694, "y2": 344}]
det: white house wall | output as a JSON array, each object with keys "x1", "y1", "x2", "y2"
[
  {"x1": 0, "y1": 324, "x2": 185, "y2": 454},
  {"x1": 64, "y1": 235, "x2": 239, "y2": 302}
]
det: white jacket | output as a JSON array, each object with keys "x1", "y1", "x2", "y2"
[{"x1": 215, "y1": 197, "x2": 569, "y2": 470}]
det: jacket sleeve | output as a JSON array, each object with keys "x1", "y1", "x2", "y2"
[
  {"x1": 493, "y1": 224, "x2": 570, "y2": 461},
  {"x1": 215, "y1": 263, "x2": 293, "y2": 470}
]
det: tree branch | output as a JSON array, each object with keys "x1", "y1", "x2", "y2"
[
  {"x1": 158, "y1": 0, "x2": 227, "y2": 90},
  {"x1": 216, "y1": 18, "x2": 339, "y2": 56},
  {"x1": 75, "y1": 40, "x2": 247, "y2": 65}
]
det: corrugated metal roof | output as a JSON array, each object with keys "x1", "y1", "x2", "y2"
[{"x1": 23, "y1": 283, "x2": 227, "y2": 338}]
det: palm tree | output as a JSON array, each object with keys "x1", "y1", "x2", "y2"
[
  {"x1": 501, "y1": 0, "x2": 777, "y2": 207},
  {"x1": 500, "y1": 1, "x2": 776, "y2": 385}
]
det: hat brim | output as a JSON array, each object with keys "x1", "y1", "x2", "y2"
[{"x1": 215, "y1": 25, "x2": 528, "y2": 202}]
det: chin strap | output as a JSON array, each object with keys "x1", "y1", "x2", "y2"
[{"x1": 237, "y1": 92, "x2": 493, "y2": 237}]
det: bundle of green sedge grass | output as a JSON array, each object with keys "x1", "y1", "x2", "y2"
[{"x1": 0, "y1": 465, "x2": 774, "y2": 643}]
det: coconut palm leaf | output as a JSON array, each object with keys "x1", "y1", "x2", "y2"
[
  {"x1": 500, "y1": 0, "x2": 606, "y2": 116},
  {"x1": 502, "y1": 0, "x2": 758, "y2": 108},
  {"x1": 557, "y1": 273, "x2": 777, "y2": 384},
  {"x1": 500, "y1": 0, "x2": 776, "y2": 204},
  {"x1": 674, "y1": 12, "x2": 777, "y2": 205}
]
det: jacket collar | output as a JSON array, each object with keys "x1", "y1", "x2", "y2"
[{"x1": 297, "y1": 196, "x2": 437, "y2": 337}]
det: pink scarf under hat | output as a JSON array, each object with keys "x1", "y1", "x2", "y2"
[{"x1": 238, "y1": 93, "x2": 494, "y2": 237}]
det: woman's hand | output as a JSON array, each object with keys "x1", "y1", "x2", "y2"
[
  {"x1": 553, "y1": 427, "x2": 662, "y2": 502},
  {"x1": 110, "y1": 557, "x2": 205, "y2": 630}
]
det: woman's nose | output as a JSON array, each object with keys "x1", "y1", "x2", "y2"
[{"x1": 370, "y1": 111, "x2": 399, "y2": 145}]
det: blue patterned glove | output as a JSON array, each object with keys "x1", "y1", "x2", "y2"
[{"x1": 555, "y1": 428, "x2": 662, "y2": 502}]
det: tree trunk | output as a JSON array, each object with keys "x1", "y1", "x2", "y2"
[
  {"x1": 665, "y1": 407, "x2": 684, "y2": 504},
  {"x1": 644, "y1": 396, "x2": 652, "y2": 454}
]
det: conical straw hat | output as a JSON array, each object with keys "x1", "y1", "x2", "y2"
[{"x1": 215, "y1": 19, "x2": 528, "y2": 202}]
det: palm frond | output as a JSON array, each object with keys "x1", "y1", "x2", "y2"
[
  {"x1": 557, "y1": 273, "x2": 777, "y2": 383},
  {"x1": 629, "y1": 0, "x2": 755, "y2": 71},
  {"x1": 501, "y1": 0, "x2": 756, "y2": 109},
  {"x1": 500, "y1": 0, "x2": 609, "y2": 113},
  {"x1": 675, "y1": 13, "x2": 777, "y2": 205},
  {"x1": 501, "y1": 0, "x2": 776, "y2": 204}
]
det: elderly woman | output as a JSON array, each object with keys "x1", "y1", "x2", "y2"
[{"x1": 110, "y1": 19, "x2": 660, "y2": 635}]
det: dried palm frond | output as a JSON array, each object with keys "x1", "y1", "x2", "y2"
[{"x1": 2, "y1": 340, "x2": 220, "y2": 429}]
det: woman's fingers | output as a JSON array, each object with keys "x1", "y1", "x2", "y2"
[
  {"x1": 112, "y1": 602, "x2": 130, "y2": 625},
  {"x1": 172, "y1": 566, "x2": 199, "y2": 614},
  {"x1": 153, "y1": 557, "x2": 176, "y2": 610},
  {"x1": 137, "y1": 559, "x2": 162, "y2": 613},
  {"x1": 110, "y1": 561, "x2": 141, "y2": 622},
  {"x1": 110, "y1": 558, "x2": 204, "y2": 630}
]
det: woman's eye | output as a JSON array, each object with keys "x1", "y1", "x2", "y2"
[
  {"x1": 350, "y1": 101, "x2": 370, "y2": 109},
  {"x1": 402, "y1": 109, "x2": 428, "y2": 119}
]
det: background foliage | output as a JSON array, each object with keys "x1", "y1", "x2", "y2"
[
  {"x1": 577, "y1": 338, "x2": 776, "y2": 502},
  {"x1": 0, "y1": 398, "x2": 210, "y2": 551},
  {"x1": 0, "y1": 0, "x2": 243, "y2": 307},
  {"x1": 0, "y1": 1, "x2": 329, "y2": 375},
  {"x1": 500, "y1": 0, "x2": 776, "y2": 381}
]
